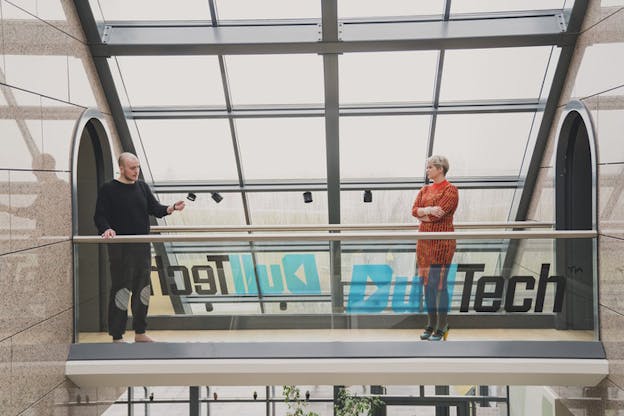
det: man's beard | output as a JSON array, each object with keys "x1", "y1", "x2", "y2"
[{"x1": 122, "y1": 172, "x2": 136, "y2": 183}]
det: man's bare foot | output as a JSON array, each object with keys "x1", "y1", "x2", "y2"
[
  {"x1": 134, "y1": 333, "x2": 155, "y2": 343},
  {"x1": 113, "y1": 338, "x2": 127, "y2": 343}
]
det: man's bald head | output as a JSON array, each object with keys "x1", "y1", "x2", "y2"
[
  {"x1": 118, "y1": 152, "x2": 139, "y2": 168},
  {"x1": 117, "y1": 152, "x2": 141, "y2": 183}
]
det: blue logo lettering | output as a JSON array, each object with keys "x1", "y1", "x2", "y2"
[
  {"x1": 347, "y1": 265, "x2": 393, "y2": 313},
  {"x1": 391, "y1": 275, "x2": 422, "y2": 313},
  {"x1": 282, "y1": 254, "x2": 321, "y2": 294},
  {"x1": 228, "y1": 254, "x2": 321, "y2": 295}
]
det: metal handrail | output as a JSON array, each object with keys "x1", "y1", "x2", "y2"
[
  {"x1": 150, "y1": 221, "x2": 553, "y2": 233},
  {"x1": 73, "y1": 229, "x2": 596, "y2": 244}
]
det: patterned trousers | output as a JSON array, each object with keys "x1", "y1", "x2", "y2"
[{"x1": 107, "y1": 243, "x2": 151, "y2": 340}]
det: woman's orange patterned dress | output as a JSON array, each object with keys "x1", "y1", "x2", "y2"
[{"x1": 411, "y1": 180, "x2": 459, "y2": 289}]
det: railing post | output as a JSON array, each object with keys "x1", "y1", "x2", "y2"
[
  {"x1": 435, "y1": 386, "x2": 449, "y2": 416},
  {"x1": 190, "y1": 386, "x2": 200, "y2": 416},
  {"x1": 127, "y1": 387, "x2": 133, "y2": 416}
]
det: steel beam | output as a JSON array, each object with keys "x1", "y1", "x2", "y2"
[
  {"x1": 512, "y1": 0, "x2": 589, "y2": 222},
  {"x1": 321, "y1": 0, "x2": 343, "y2": 314},
  {"x1": 128, "y1": 99, "x2": 542, "y2": 120},
  {"x1": 149, "y1": 176, "x2": 520, "y2": 193},
  {"x1": 502, "y1": 0, "x2": 589, "y2": 274},
  {"x1": 93, "y1": 14, "x2": 571, "y2": 56},
  {"x1": 72, "y1": 1, "x2": 135, "y2": 154}
]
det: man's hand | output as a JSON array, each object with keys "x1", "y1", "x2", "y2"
[
  {"x1": 168, "y1": 200, "x2": 186, "y2": 214},
  {"x1": 102, "y1": 228, "x2": 116, "y2": 239}
]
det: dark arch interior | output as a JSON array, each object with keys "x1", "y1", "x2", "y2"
[
  {"x1": 555, "y1": 111, "x2": 594, "y2": 330},
  {"x1": 76, "y1": 119, "x2": 113, "y2": 333}
]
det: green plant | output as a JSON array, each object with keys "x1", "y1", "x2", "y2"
[
  {"x1": 334, "y1": 387, "x2": 384, "y2": 416},
  {"x1": 283, "y1": 385, "x2": 319, "y2": 416},
  {"x1": 283, "y1": 385, "x2": 383, "y2": 416}
]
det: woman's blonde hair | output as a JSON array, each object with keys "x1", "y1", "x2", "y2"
[{"x1": 427, "y1": 155, "x2": 449, "y2": 175}]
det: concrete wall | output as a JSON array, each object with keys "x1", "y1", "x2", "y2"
[
  {"x1": 527, "y1": 0, "x2": 624, "y2": 413},
  {"x1": 0, "y1": 1, "x2": 122, "y2": 414}
]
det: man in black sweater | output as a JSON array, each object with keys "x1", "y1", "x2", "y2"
[{"x1": 94, "y1": 152, "x2": 185, "y2": 342}]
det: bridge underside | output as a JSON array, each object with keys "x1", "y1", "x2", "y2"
[{"x1": 67, "y1": 340, "x2": 607, "y2": 387}]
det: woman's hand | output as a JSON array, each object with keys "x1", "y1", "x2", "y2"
[{"x1": 425, "y1": 206, "x2": 445, "y2": 218}]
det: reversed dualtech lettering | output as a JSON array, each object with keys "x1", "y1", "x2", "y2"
[{"x1": 150, "y1": 255, "x2": 565, "y2": 314}]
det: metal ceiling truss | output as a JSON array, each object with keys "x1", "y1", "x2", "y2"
[{"x1": 92, "y1": 12, "x2": 571, "y2": 57}]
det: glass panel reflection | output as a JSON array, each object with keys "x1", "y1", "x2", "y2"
[
  {"x1": 452, "y1": 0, "x2": 566, "y2": 13},
  {"x1": 115, "y1": 57, "x2": 225, "y2": 107},
  {"x1": 339, "y1": 51, "x2": 438, "y2": 104},
  {"x1": 453, "y1": 189, "x2": 515, "y2": 222},
  {"x1": 339, "y1": 0, "x2": 445, "y2": 18},
  {"x1": 97, "y1": 0, "x2": 211, "y2": 21},
  {"x1": 88, "y1": 0, "x2": 105, "y2": 25},
  {"x1": 236, "y1": 118, "x2": 326, "y2": 181},
  {"x1": 340, "y1": 116, "x2": 430, "y2": 180},
  {"x1": 246, "y1": 192, "x2": 329, "y2": 224},
  {"x1": 440, "y1": 47, "x2": 552, "y2": 101},
  {"x1": 226, "y1": 55, "x2": 324, "y2": 105},
  {"x1": 216, "y1": 0, "x2": 320, "y2": 20},
  {"x1": 135, "y1": 119, "x2": 239, "y2": 182},
  {"x1": 433, "y1": 113, "x2": 536, "y2": 177},
  {"x1": 341, "y1": 190, "x2": 420, "y2": 224},
  {"x1": 157, "y1": 192, "x2": 247, "y2": 226}
]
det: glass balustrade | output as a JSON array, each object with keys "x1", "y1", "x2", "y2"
[{"x1": 73, "y1": 224, "x2": 597, "y2": 342}]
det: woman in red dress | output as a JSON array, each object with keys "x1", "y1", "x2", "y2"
[{"x1": 411, "y1": 155, "x2": 458, "y2": 341}]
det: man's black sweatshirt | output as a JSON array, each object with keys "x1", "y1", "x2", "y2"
[{"x1": 94, "y1": 180, "x2": 169, "y2": 235}]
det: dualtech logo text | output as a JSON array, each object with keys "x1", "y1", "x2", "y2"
[{"x1": 150, "y1": 254, "x2": 565, "y2": 313}]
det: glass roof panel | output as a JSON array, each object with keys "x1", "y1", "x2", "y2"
[
  {"x1": 340, "y1": 116, "x2": 430, "y2": 180},
  {"x1": 226, "y1": 55, "x2": 324, "y2": 106},
  {"x1": 341, "y1": 190, "x2": 418, "y2": 224},
  {"x1": 215, "y1": 0, "x2": 320, "y2": 20},
  {"x1": 88, "y1": 0, "x2": 105, "y2": 24},
  {"x1": 134, "y1": 119, "x2": 239, "y2": 182},
  {"x1": 339, "y1": 51, "x2": 438, "y2": 104},
  {"x1": 454, "y1": 189, "x2": 515, "y2": 222},
  {"x1": 451, "y1": 0, "x2": 565, "y2": 13},
  {"x1": 247, "y1": 192, "x2": 328, "y2": 225},
  {"x1": 109, "y1": 58, "x2": 130, "y2": 108},
  {"x1": 433, "y1": 113, "x2": 536, "y2": 177},
  {"x1": 440, "y1": 47, "x2": 553, "y2": 101},
  {"x1": 236, "y1": 118, "x2": 326, "y2": 181},
  {"x1": 115, "y1": 57, "x2": 225, "y2": 107},
  {"x1": 157, "y1": 192, "x2": 247, "y2": 225},
  {"x1": 339, "y1": 0, "x2": 445, "y2": 18},
  {"x1": 96, "y1": 0, "x2": 212, "y2": 21}
]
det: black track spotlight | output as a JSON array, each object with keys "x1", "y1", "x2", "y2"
[
  {"x1": 279, "y1": 301, "x2": 287, "y2": 311},
  {"x1": 211, "y1": 192, "x2": 223, "y2": 203},
  {"x1": 363, "y1": 189, "x2": 372, "y2": 203},
  {"x1": 303, "y1": 191, "x2": 313, "y2": 203},
  {"x1": 186, "y1": 192, "x2": 197, "y2": 201}
]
